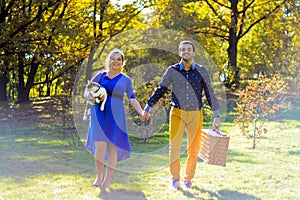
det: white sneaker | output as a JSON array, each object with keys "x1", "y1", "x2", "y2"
[
  {"x1": 169, "y1": 179, "x2": 179, "y2": 190},
  {"x1": 182, "y1": 182, "x2": 192, "y2": 191}
]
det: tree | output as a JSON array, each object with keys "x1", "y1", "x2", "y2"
[
  {"x1": 0, "y1": 0, "x2": 75, "y2": 102},
  {"x1": 0, "y1": 72, "x2": 8, "y2": 101},
  {"x1": 239, "y1": 0, "x2": 300, "y2": 79},
  {"x1": 0, "y1": 0, "x2": 152, "y2": 103},
  {"x1": 84, "y1": 0, "x2": 152, "y2": 82},
  {"x1": 234, "y1": 74, "x2": 290, "y2": 149},
  {"x1": 150, "y1": 0, "x2": 291, "y2": 89}
]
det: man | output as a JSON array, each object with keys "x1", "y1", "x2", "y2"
[{"x1": 141, "y1": 40, "x2": 221, "y2": 190}]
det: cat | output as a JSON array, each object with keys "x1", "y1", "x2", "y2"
[{"x1": 83, "y1": 80, "x2": 107, "y2": 121}]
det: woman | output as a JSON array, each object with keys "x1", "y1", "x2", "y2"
[{"x1": 85, "y1": 48, "x2": 144, "y2": 191}]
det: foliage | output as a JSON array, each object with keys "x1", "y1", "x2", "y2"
[
  {"x1": 0, "y1": 0, "x2": 151, "y2": 102},
  {"x1": 1, "y1": 0, "x2": 300, "y2": 106},
  {"x1": 234, "y1": 73, "x2": 290, "y2": 149},
  {"x1": 150, "y1": 0, "x2": 297, "y2": 89},
  {"x1": 239, "y1": 0, "x2": 300, "y2": 79}
]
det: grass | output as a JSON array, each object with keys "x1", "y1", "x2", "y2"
[{"x1": 0, "y1": 100, "x2": 299, "y2": 200}]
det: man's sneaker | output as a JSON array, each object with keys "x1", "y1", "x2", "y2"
[
  {"x1": 169, "y1": 179, "x2": 179, "y2": 190},
  {"x1": 183, "y1": 182, "x2": 192, "y2": 191}
]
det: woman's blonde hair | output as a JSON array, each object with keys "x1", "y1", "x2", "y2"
[{"x1": 105, "y1": 48, "x2": 126, "y2": 69}]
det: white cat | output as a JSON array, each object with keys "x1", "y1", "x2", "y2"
[{"x1": 83, "y1": 80, "x2": 107, "y2": 120}]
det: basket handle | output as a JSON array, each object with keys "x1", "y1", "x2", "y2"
[{"x1": 214, "y1": 129, "x2": 227, "y2": 137}]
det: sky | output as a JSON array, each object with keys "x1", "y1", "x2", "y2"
[{"x1": 110, "y1": 0, "x2": 152, "y2": 14}]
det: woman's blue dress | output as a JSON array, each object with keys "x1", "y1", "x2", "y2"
[{"x1": 85, "y1": 72, "x2": 135, "y2": 161}]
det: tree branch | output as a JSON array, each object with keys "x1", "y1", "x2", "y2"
[
  {"x1": 0, "y1": 0, "x2": 16, "y2": 22},
  {"x1": 239, "y1": 0, "x2": 255, "y2": 14},
  {"x1": 212, "y1": 0, "x2": 231, "y2": 9},
  {"x1": 239, "y1": 0, "x2": 288, "y2": 39},
  {"x1": 204, "y1": 0, "x2": 228, "y2": 24},
  {"x1": 194, "y1": 25, "x2": 228, "y2": 35},
  {"x1": 33, "y1": 58, "x2": 84, "y2": 86},
  {"x1": 193, "y1": 29, "x2": 228, "y2": 41},
  {"x1": 237, "y1": 0, "x2": 247, "y2": 38},
  {"x1": 9, "y1": 0, "x2": 61, "y2": 38}
]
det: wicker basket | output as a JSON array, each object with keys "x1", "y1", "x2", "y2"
[{"x1": 198, "y1": 129, "x2": 230, "y2": 167}]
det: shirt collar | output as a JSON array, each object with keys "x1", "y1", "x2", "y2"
[{"x1": 179, "y1": 61, "x2": 196, "y2": 71}]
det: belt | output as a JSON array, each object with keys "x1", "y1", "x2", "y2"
[
  {"x1": 107, "y1": 93, "x2": 123, "y2": 100},
  {"x1": 173, "y1": 105, "x2": 201, "y2": 111}
]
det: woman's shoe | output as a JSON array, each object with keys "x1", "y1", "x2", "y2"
[
  {"x1": 92, "y1": 176, "x2": 104, "y2": 187},
  {"x1": 101, "y1": 182, "x2": 110, "y2": 193}
]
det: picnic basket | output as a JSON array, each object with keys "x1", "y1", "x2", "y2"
[{"x1": 198, "y1": 129, "x2": 230, "y2": 167}]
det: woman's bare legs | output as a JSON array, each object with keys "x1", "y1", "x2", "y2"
[
  {"x1": 102, "y1": 143, "x2": 118, "y2": 189},
  {"x1": 93, "y1": 141, "x2": 106, "y2": 187}
]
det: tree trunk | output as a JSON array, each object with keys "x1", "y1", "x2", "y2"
[
  {"x1": 85, "y1": 48, "x2": 96, "y2": 83},
  {"x1": 17, "y1": 61, "x2": 30, "y2": 103},
  {"x1": 226, "y1": 0, "x2": 240, "y2": 89},
  {"x1": 227, "y1": 28, "x2": 239, "y2": 89},
  {"x1": 17, "y1": 54, "x2": 39, "y2": 103},
  {"x1": 17, "y1": 52, "x2": 27, "y2": 102},
  {"x1": 17, "y1": 87, "x2": 30, "y2": 103},
  {"x1": 0, "y1": 73, "x2": 8, "y2": 102}
]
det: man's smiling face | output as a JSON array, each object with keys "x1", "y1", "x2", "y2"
[{"x1": 178, "y1": 43, "x2": 195, "y2": 62}]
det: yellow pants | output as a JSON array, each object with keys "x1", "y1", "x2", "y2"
[{"x1": 169, "y1": 107, "x2": 203, "y2": 183}]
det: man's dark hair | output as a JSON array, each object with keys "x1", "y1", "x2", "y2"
[{"x1": 178, "y1": 40, "x2": 195, "y2": 52}]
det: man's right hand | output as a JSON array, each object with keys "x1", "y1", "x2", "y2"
[
  {"x1": 140, "y1": 110, "x2": 150, "y2": 122},
  {"x1": 212, "y1": 116, "x2": 221, "y2": 131}
]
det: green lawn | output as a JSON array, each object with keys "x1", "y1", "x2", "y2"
[{"x1": 0, "y1": 102, "x2": 299, "y2": 200}]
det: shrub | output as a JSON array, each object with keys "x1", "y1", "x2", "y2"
[{"x1": 234, "y1": 74, "x2": 290, "y2": 149}]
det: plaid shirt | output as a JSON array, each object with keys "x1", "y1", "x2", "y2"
[{"x1": 146, "y1": 62, "x2": 219, "y2": 114}]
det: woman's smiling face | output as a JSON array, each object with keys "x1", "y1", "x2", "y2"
[{"x1": 109, "y1": 52, "x2": 124, "y2": 70}]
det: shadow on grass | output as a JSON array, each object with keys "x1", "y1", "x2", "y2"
[
  {"x1": 100, "y1": 189, "x2": 147, "y2": 200},
  {"x1": 226, "y1": 149, "x2": 257, "y2": 164},
  {"x1": 182, "y1": 186, "x2": 261, "y2": 200},
  {"x1": 274, "y1": 105, "x2": 300, "y2": 121},
  {"x1": 0, "y1": 124, "x2": 170, "y2": 180},
  {"x1": 217, "y1": 190, "x2": 261, "y2": 200},
  {"x1": 0, "y1": 127, "x2": 93, "y2": 181},
  {"x1": 288, "y1": 150, "x2": 300, "y2": 156}
]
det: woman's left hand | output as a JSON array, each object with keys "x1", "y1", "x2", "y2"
[{"x1": 98, "y1": 94, "x2": 105, "y2": 101}]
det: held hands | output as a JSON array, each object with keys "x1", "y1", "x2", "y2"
[
  {"x1": 212, "y1": 116, "x2": 221, "y2": 131},
  {"x1": 140, "y1": 110, "x2": 150, "y2": 122}
]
